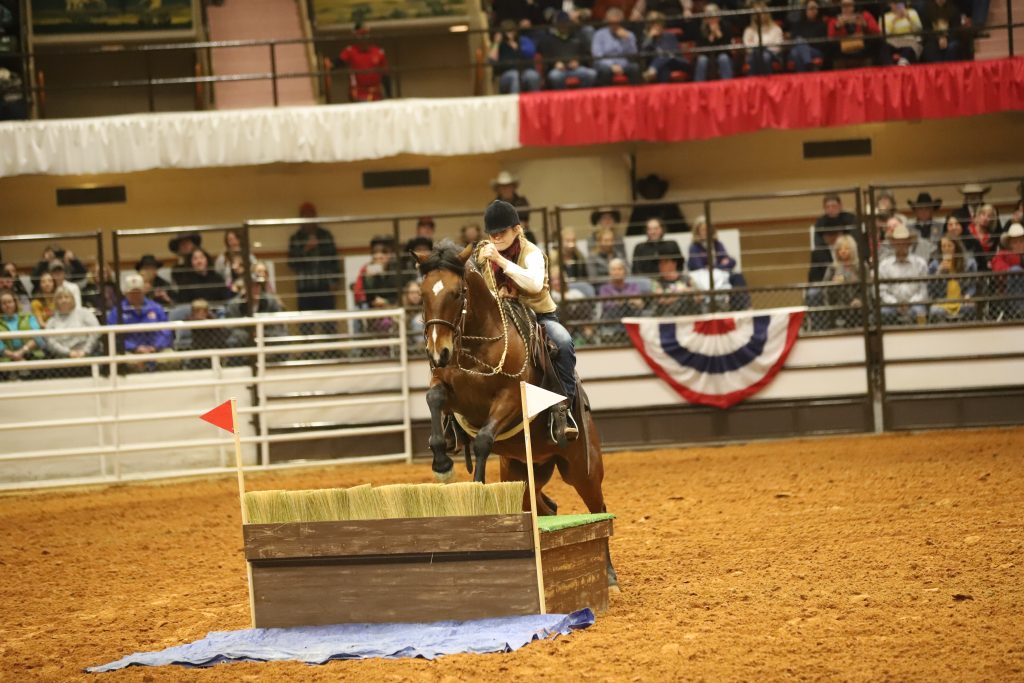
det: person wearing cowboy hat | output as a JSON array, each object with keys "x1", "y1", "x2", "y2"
[
  {"x1": 626, "y1": 173, "x2": 688, "y2": 236},
  {"x1": 287, "y1": 202, "x2": 341, "y2": 335},
  {"x1": 477, "y1": 199, "x2": 579, "y2": 447},
  {"x1": 952, "y1": 183, "x2": 994, "y2": 227},
  {"x1": 991, "y1": 223, "x2": 1024, "y2": 319},
  {"x1": 490, "y1": 170, "x2": 531, "y2": 225},
  {"x1": 134, "y1": 254, "x2": 174, "y2": 307},
  {"x1": 878, "y1": 221, "x2": 929, "y2": 325},
  {"x1": 908, "y1": 191, "x2": 944, "y2": 250}
]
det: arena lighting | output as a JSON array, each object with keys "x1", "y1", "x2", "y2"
[{"x1": 449, "y1": 24, "x2": 470, "y2": 32}]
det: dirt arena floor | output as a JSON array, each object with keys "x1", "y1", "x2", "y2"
[{"x1": 2, "y1": 427, "x2": 1022, "y2": 682}]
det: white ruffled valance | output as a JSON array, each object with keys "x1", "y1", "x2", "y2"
[{"x1": 0, "y1": 95, "x2": 520, "y2": 178}]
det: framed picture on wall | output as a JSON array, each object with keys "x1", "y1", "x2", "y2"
[
  {"x1": 29, "y1": 0, "x2": 198, "y2": 44},
  {"x1": 313, "y1": 0, "x2": 469, "y2": 30}
]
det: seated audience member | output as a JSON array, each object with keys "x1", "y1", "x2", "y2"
[
  {"x1": 401, "y1": 279, "x2": 426, "y2": 337},
  {"x1": 991, "y1": 223, "x2": 1024, "y2": 319},
  {"x1": 404, "y1": 236, "x2": 434, "y2": 279},
  {"x1": 168, "y1": 231, "x2": 203, "y2": 290},
  {"x1": 952, "y1": 183, "x2": 992, "y2": 227},
  {"x1": 550, "y1": 262, "x2": 596, "y2": 344},
  {"x1": 107, "y1": 274, "x2": 174, "y2": 370},
  {"x1": 689, "y1": 215, "x2": 749, "y2": 307},
  {"x1": 629, "y1": 0, "x2": 688, "y2": 23},
  {"x1": 588, "y1": 226, "x2": 628, "y2": 281},
  {"x1": 743, "y1": 3, "x2": 784, "y2": 75},
  {"x1": 405, "y1": 217, "x2": 436, "y2": 254},
  {"x1": 592, "y1": 206, "x2": 624, "y2": 237},
  {"x1": 882, "y1": 0, "x2": 924, "y2": 65},
  {"x1": 962, "y1": 203, "x2": 1000, "y2": 271},
  {"x1": 928, "y1": 235, "x2": 978, "y2": 323},
  {"x1": 922, "y1": 0, "x2": 962, "y2": 62},
  {"x1": 0, "y1": 288, "x2": 44, "y2": 363},
  {"x1": 490, "y1": 20, "x2": 541, "y2": 94},
  {"x1": 225, "y1": 266, "x2": 287, "y2": 348},
  {"x1": 185, "y1": 299, "x2": 223, "y2": 360},
  {"x1": 828, "y1": 0, "x2": 881, "y2": 66},
  {"x1": 214, "y1": 229, "x2": 254, "y2": 286},
  {"x1": 651, "y1": 247, "x2": 697, "y2": 315},
  {"x1": 806, "y1": 220, "x2": 848, "y2": 329},
  {"x1": 823, "y1": 234, "x2": 864, "y2": 326},
  {"x1": 558, "y1": 227, "x2": 590, "y2": 281},
  {"x1": 46, "y1": 286, "x2": 101, "y2": 360},
  {"x1": 460, "y1": 222, "x2": 483, "y2": 247},
  {"x1": 538, "y1": 12, "x2": 598, "y2": 89},
  {"x1": 592, "y1": 8, "x2": 641, "y2": 85},
  {"x1": 491, "y1": 171, "x2": 531, "y2": 226},
  {"x1": 81, "y1": 261, "x2": 118, "y2": 316},
  {"x1": 48, "y1": 260, "x2": 81, "y2": 307},
  {"x1": 907, "y1": 192, "x2": 944, "y2": 252},
  {"x1": 599, "y1": 258, "x2": 647, "y2": 319},
  {"x1": 789, "y1": 0, "x2": 828, "y2": 72},
  {"x1": 813, "y1": 194, "x2": 857, "y2": 247},
  {"x1": 135, "y1": 254, "x2": 174, "y2": 307},
  {"x1": 1003, "y1": 198, "x2": 1023, "y2": 233},
  {"x1": 32, "y1": 244, "x2": 86, "y2": 288},
  {"x1": 333, "y1": 22, "x2": 391, "y2": 102},
  {"x1": 632, "y1": 218, "x2": 681, "y2": 275},
  {"x1": 627, "y1": 174, "x2": 689, "y2": 234},
  {"x1": 878, "y1": 224, "x2": 929, "y2": 325},
  {"x1": 1, "y1": 262, "x2": 30, "y2": 309},
  {"x1": 877, "y1": 214, "x2": 927, "y2": 263},
  {"x1": 175, "y1": 248, "x2": 232, "y2": 306},
  {"x1": 937, "y1": 214, "x2": 978, "y2": 270},
  {"x1": 31, "y1": 271, "x2": 56, "y2": 326},
  {"x1": 694, "y1": 4, "x2": 734, "y2": 81},
  {"x1": 641, "y1": 12, "x2": 690, "y2": 82}
]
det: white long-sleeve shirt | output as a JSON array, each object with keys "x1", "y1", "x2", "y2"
[
  {"x1": 878, "y1": 254, "x2": 929, "y2": 304},
  {"x1": 499, "y1": 249, "x2": 547, "y2": 294},
  {"x1": 743, "y1": 23, "x2": 785, "y2": 54}
]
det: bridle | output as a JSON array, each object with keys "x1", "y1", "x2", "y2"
[{"x1": 422, "y1": 278, "x2": 469, "y2": 359}]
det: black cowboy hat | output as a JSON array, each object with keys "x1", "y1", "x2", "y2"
[
  {"x1": 370, "y1": 235, "x2": 396, "y2": 251},
  {"x1": 168, "y1": 231, "x2": 202, "y2": 254},
  {"x1": 590, "y1": 207, "x2": 622, "y2": 226},
  {"x1": 907, "y1": 192, "x2": 942, "y2": 209},
  {"x1": 406, "y1": 236, "x2": 433, "y2": 253},
  {"x1": 655, "y1": 240, "x2": 684, "y2": 271},
  {"x1": 135, "y1": 254, "x2": 163, "y2": 271},
  {"x1": 636, "y1": 173, "x2": 669, "y2": 201}
]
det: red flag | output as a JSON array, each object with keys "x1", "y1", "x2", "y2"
[{"x1": 200, "y1": 400, "x2": 234, "y2": 433}]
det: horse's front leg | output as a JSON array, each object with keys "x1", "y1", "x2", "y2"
[
  {"x1": 472, "y1": 418, "x2": 499, "y2": 484},
  {"x1": 427, "y1": 382, "x2": 454, "y2": 482}
]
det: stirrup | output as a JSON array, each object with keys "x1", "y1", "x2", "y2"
[
  {"x1": 564, "y1": 409, "x2": 579, "y2": 442},
  {"x1": 548, "y1": 402, "x2": 574, "y2": 449}
]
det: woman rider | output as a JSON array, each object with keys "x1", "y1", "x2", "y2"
[{"x1": 476, "y1": 200, "x2": 579, "y2": 446}]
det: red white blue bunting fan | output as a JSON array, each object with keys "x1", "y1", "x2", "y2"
[{"x1": 623, "y1": 307, "x2": 805, "y2": 409}]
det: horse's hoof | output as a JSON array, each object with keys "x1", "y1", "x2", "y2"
[
  {"x1": 609, "y1": 583, "x2": 621, "y2": 595},
  {"x1": 434, "y1": 467, "x2": 454, "y2": 483}
]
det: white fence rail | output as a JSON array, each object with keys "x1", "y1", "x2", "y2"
[{"x1": 0, "y1": 309, "x2": 412, "y2": 491}]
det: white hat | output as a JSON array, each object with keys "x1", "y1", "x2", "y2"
[
  {"x1": 890, "y1": 223, "x2": 911, "y2": 241},
  {"x1": 123, "y1": 273, "x2": 145, "y2": 291},
  {"x1": 490, "y1": 170, "x2": 519, "y2": 189},
  {"x1": 958, "y1": 183, "x2": 991, "y2": 195},
  {"x1": 1001, "y1": 222, "x2": 1024, "y2": 246}
]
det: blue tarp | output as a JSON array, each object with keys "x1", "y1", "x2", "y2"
[{"x1": 87, "y1": 609, "x2": 594, "y2": 672}]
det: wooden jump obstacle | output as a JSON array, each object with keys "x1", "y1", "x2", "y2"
[{"x1": 242, "y1": 512, "x2": 614, "y2": 628}]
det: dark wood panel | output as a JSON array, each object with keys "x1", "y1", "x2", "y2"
[
  {"x1": 543, "y1": 538, "x2": 609, "y2": 614},
  {"x1": 244, "y1": 514, "x2": 532, "y2": 560},
  {"x1": 540, "y1": 519, "x2": 613, "y2": 551}
]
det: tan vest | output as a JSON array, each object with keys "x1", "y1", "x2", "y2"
[{"x1": 477, "y1": 235, "x2": 557, "y2": 315}]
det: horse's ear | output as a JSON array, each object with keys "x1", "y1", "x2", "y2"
[
  {"x1": 411, "y1": 249, "x2": 429, "y2": 266},
  {"x1": 457, "y1": 243, "x2": 475, "y2": 264}
]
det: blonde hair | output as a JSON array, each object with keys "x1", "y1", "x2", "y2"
[
  {"x1": 749, "y1": 2, "x2": 773, "y2": 27},
  {"x1": 832, "y1": 234, "x2": 859, "y2": 265},
  {"x1": 975, "y1": 204, "x2": 997, "y2": 231}
]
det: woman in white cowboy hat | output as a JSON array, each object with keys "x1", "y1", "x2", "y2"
[
  {"x1": 953, "y1": 183, "x2": 993, "y2": 226},
  {"x1": 490, "y1": 170, "x2": 531, "y2": 225},
  {"x1": 991, "y1": 223, "x2": 1024, "y2": 319}
]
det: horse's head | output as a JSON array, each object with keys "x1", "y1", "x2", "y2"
[{"x1": 415, "y1": 240, "x2": 475, "y2": 368}]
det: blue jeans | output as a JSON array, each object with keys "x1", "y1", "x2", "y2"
[
  {"x1": 498, "y1": 69, "x2": 541, "y2": 94},
  {"x1": 972, "y1": 0, "x2": 990, "y2": 28},
  {"x1": 650, "y1": 56, "x2": 690, "y2": 82},
  {"x1": 596, "y1": 62, "x2": 640, "y2": 85},
  {"x1": 746, "y1": 48, "x2": 780, "y2": 75},
  {"x1": 694, "y1": 53, "x2": 733, "y2": 81},
  {"x1": 547, "y1": 66, "x2": 597, "y2": 89},
  {"x1": 537, "y1": 312, "x2": 576, "y2": 403},
  {"x1": 790, "y1": 42, "x2": 823, "y2": 72}
]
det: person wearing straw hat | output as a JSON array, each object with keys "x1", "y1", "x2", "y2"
[
  {"x1": 991, "y1": 223, "x2": 1024, "y2": 319},
  {"x1": 878, "y1": 222, "x2": 929, "y2": 325},
  {"x1": 952, "y1": 183, "x2": 993, "y2": 227},
  {"x1": 491, "y1": 170, "x2": 531, "y2": 225}
]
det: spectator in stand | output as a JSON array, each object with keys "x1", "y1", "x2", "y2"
[
  {"x1": 922, "y1": 0, "x2": 962, "y2": 62},
  {"x1": 31, "y1": 271, "x2": 56, "y2": 326},
  {"x1": 962, "y1": 203, "x2": 1000, "y2": 271},
  {"x1": 743, "y1": 3, "x2": 784, "y2": 74},
  {"x1": 135, "y1": 254, "x2": 174, "y2": 308},
  {"x1": 789, "y1": 0, "x2": 829, "y2": 72},
  {"x1": 225, "y1": 265, "x2": 287, "y2": 348},
  {"x1": 333, "y1": 22, "x2": 390, "y2": 101},
  {"x1": 175, "y1": 248, "x2": 232, "y2": 306},
  {"x1": 47, "y1": 260, "x2": 81, "y2": 308},
  {"x1": 806, "y1": 216, "x2": 848, "y2": 329},
  {"x1": 81, "y1": 261, "x2": 117, "y2": 317},
  {"x1": 879, "y1": 223, "x2": 929, "y2": 325},
  {"x1": 882, "y1": 0, "x2": 923, "y2": 65},
  {"x1": 168, "y1": 231, "x2": 203, "y2": 291},
  {"x1": 460, "y1": 222, "x2": 483, "y2": 247},
  {"x1": 287, "y1": 202, "x2": 341, "y2": 330},
  {"x1": 627, "y1": 173, "x2": 689, "y2": 235},
  {"x1": 557, "y1": 227, "x2": 590, "y2": 281},
  {"x1": 2, "y1": 262, "x2": 30, "y2": 309},
  {"x1": 45, "y1": 287, "x2": 100, "y2": 360},
  {"x1": 491, "y1": 0, "x2": 555, "y2": 28},
  {"x1": 991, "y1": 223, "x2": 1024, "y2": 319},
  {"x1": 490, "y1": 20, "x2": 541, "y2": 94},
  {"x1": 0, "y1": 288, "x2": 44, "y2": 364},
  {"x1": 0, "y1": 267, "x2": 22, "y2": 310},
  {"x1": 592, "y1": 206, "x2": 624, "y2": 237},
  {"x1": 401, "y1": 279, "x2": 426, "y2": 337},
  {"x1": 651, "y1": 246, "x2": 696, "y2": 315},
  {"x1": 907, "y1": 192, "x2": 944, "y2": 252},
  {"x1": 829, "y1": 0, "x2": 881, "y2": 66},
  {"x1": 108, "y1": 274, "x2": 174, "y2": 370},
  {"x1": 813, "y1": 193, "x2": 857, "y2": 248},
  {"x1": 405, "y1": 217, "x2": 436, "y2": 253},
  {"x1": 689, "y1": 215, "x2": 750, "y2": 308},
  {"x1": 538, "y1": 11, "x2": 598, "y2": 89},
  {"x1": 641, "y1": 11, "x2": 691, "y2": 82},
  {"x1": 213, "y1": 229, "x2": 253, "y2": 286},
  {"x1": 952, "y1": 183, "x2": 992, "y2": 227},
  {"x1": 491, "y1": 171, "x2": 531, "y2": 225},
  {"x1": 928, "y1": 235, "x2": 977, "y2": 322},
  {"x1": 592, "y1": 8, "x2": 642, "y2": 85},
  {"x1": 630, "y1": 0, "x2": 690, "y2": 24},
  {"x1": 32, "y1": 244, "x2": 86, "y2": 289},
  {"x1": 694, "y1": 4, "x2": 734, "y2": 81},
  {"x1": 938, "y1": 214, "x2": 976, "y2": 270},
  {"x1": 632, "y1": 218, "x2": 681, "y2": 275},
  {"x1": 588, "y1": 226, "x2": 628, "y2": 281},
  {"x1": 599, "y1": 257, "x2": 647, "y2": 319},
  {"x1": 823, "y1": 234, "x2": 863, "y2": 326},
  {"x1": 1004, "y1": 198, "x2": 1023, "y2": 233}
]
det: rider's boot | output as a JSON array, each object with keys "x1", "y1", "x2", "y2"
[{"x1": 549, "y1": 402, "x2": 579, "y2": 449}]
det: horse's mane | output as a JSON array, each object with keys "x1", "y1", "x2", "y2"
[{"x1": 418, "y1": 239, "x2": 470, "y2": 277}]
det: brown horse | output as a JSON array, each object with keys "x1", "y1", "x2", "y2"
[{"x1": 415, "y1": 241, "x2": 617, "y2": 587}]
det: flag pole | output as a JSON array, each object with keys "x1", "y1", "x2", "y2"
[
  {"x1": 230, "y1": 398, "x2": 256, "y2": 628},
  {"x1": 519, "y1": 381, "x2": 547, "y2": 615}
]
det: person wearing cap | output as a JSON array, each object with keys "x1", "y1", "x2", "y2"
[
  {"x1": 592, "y1": 7, "x2": 641, "y2": 85},
  {"x1": 489, "y1": 19, "x2": 541, "y2": 94},
  {"x1": 332, "y1": 21, "x2": 390, "y2": 102},
  {"x1": 48, "y1": 259, "x2": 82, "y2": 308},
  {"x1": 537, "y1": 11, "x2": 597, "y2": 89},
  {"x1": 491, "y1": 171, "x2": 531, "y2": 225},
  {"x1": 287, "y1": 202, "x2": 341, "y2": 327},
  {"x1": 991, "y1": 223, "x2": 1024, "y2": 319},
  {"x1": 627, "y1": 173, "x2": 688, "y2": 235},
  {"x1": 952, "y1": 183, "x2": 993, "y2": 227},
  {"x1": 107, "y1": 273, "x2": 173, "y2": 366},
  {"x1": 478, "y1": 199, "x2": 579, "y2": 445},
  {"x1": 907, "y1": 192, "x2": 943, "y2": 247},
  {"x1": 878, "y1": 222, "x2": 929, "y2": 325}
]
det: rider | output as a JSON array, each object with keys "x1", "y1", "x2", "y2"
[{"x1": 477, "y1": 199, "x2": 579, "y2": 446}]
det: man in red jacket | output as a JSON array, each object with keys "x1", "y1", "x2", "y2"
[
  {"x1": 992, "y1": 223, "x2": 1024, "y2": 319},
  {"x1": 334, "y1": 22, "x2": 391, "y2": 102}
]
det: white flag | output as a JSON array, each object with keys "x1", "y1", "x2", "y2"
[{"x1": 522, "y1": 381, "x2": 566, "y2": 419}]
